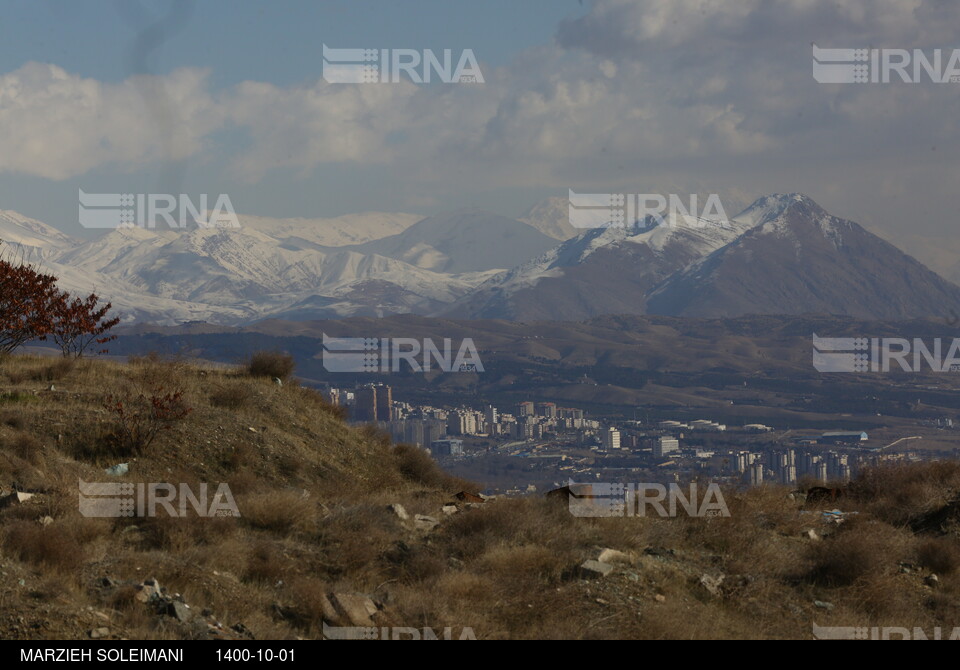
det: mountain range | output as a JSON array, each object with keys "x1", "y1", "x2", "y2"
[{"x1": 2, "y1": 194, "x2": 959, "y2": 326}]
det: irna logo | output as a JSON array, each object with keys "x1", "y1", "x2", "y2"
[
  {"x1": 322, "y1": 45, "x2": 484, "y2": 84},
  {"x1": 321, "y1": 334, "x2": 484, "y2": 373}
]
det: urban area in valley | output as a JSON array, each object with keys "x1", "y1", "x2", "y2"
[{"x1": 329, "y1": 382, "x2": 960, "y2": 497}]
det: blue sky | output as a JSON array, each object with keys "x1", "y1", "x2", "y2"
[
  {"x1": 1, "y1": 0, "x2": 959, "y2": 254},
  {"x1": 4, "y1": 1, "x2": 580, "y2": 85},
  {"x1": 0, "y1": 0, "x2": 587, "y2": 231}
]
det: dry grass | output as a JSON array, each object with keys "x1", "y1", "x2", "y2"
[
  {"x1": 246, "y1": 351, "x2": 295, "y2": 381},
  {"x1": 916, "y1": 537, "x2": 960, "y2": 575},
  {"x1": 1, "y1": 353, "x2": 960, "y2": 639}
]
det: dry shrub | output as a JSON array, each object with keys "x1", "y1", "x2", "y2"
[
  {"x1": 243, "y1": 540, "x2": 292, "y2": 585},
  {"x1": 210, "y1": 385, "x2": 252, "y2": 409},
  {"x1": 0, "y1": 411, "x2": 24, "y2": 429},
  {"x1": 3, "y1": 521, "x2": 86, "y2": 572},
  {"x1": 240, "y1": 491, "x2": 315, "y2": 535},
  {"x1": 476, "y1": 544, "x2": 566, "y2": 585},
  {"x1": 916, "y1": 538, "x2": 960, "y2": 575},
  {"x1": 856, "y1": 462, "x2": 960, "y2": 526},
  {"x1": 0, "y1": 432, "x2": 44, "y2": 465},
  {"x1": 278, "y1": 577, "x2": 332, "y2": 632},
  {"x1": 807, "y1": 520, "x2": 908, "y2": 586},
  {"x1": 137, "y1": 513, "x2": 239, "y2": 552},
  {"x1": 438, "y1": 498, "x2": 584, "y2": 565},
  {"x1": 247, "y1": 351, "x2": 295, "y2": 381},
  {"x1": 105, "y1": 385, "x2": 192, "y2": 456},
  {"x1": 392, "y1": 443, "x2": 474, "y2": 491},
  {"x1": 381, "y1": 541, "x2": 446, "y2": 584},
  {"x1": 315, "y1": 505, "x2": 398, "y2": 578},
  {"x1": 29, "y1": 358, "x2": 75, "y2": 382}
]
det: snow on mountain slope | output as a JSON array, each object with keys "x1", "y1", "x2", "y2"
[
  {"x1": 646, "y1": 194, "x2": 960, "y2": 319},
  {"x1": 442, "y1": 209, "x2": 756, "y2": 320},
  {"x1": 0, "y1": 210, "x2": 78, "y2": 258},
  {"x1": 237, "y1": 211, "x2": 423, "y2": 247},
  {"x1": 519, "y1": 197, "x2": 579, "y2": 241},
  {"x1": 342, "y1": 208, "x2": 559, "y2": 274},
  {"x1": 3, "y1": 194, "x2": 958, "y2": 327},
  {"x1": 0, "y1": 207, "x2": 503, "y2": 325}
]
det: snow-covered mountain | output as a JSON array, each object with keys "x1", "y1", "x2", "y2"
[
  {"x1": 337, "y1": 209, "x2": 558, "y2": 274},
  {"x1": 0, "y1": 209, "x2": 507, "y2": 325},
  {"x1": 519, "y1": 197, "x2": 579, "y2": 241},
  {"x1": 0, "y1": 210, "x2": 77, "y2": 261},
  {"x1": 3, "y1": 194, "x2": 959, "y2": 326},
  {"x1": 442, "y1": 208, "x2": 755, "y2": 320},
  {"x1": 646, "y1": 194, "x2": 960, "y2": 319}
]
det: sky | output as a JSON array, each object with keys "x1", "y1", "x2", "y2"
[{"x1": 1, "y1": 0, "x2": 959, "y2": 251}]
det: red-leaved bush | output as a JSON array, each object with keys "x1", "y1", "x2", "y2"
[
  {"x1": 0, "y1": 256, "x2": 60, "y2": 354},
  {"x1": 0, "y1": 245, "x2": 119, "y2": 357}
]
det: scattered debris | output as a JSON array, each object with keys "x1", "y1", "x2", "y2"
[
  {"x1": 273, "y1": 377, "x2": 283, "y2": 387},
  {"x1": 134, "y1": 578, "x2": 162, "y2": 604},
  {"x1": 814, "y1": 600, "x2": 835, "y2": 611},
  {"x1": 644, "y1": 546, "x2": 675, "y2": 558},
  {"x1": 99, "y1": 575, "x2": 253, "y2": 640},
  {"x1": 104, "y1": 463, "x2": 129, "y2": 477},
  {"x1": 579, "y1": 560, "x2": 614, "y2": 579},
  {"x1": 88, "y1": 627, "x2": 110, "y2": 639},
  {"x1": 598, "y1": 548, "x2": 631, "y2": 565},
  {"x1": 0, "y1": 491, "x2": 34, "y2": 508},
  {"x1": 801, "y1": 509, "x2": 860, "y2": 525},
  {"x1": 802, "y1": 529, "x2": 821, "y2": 541},
  {"x1": 38, "y1": 516, "x2": 54, "y2": 526},
  {"x1": 165, "y1": 601, "x2": 193, "y2": 623},
  {"x1": 387, "y1": 504, "x2": 409, "y2": 521},
  {"x1": 698, "y1": 574, "x2": 725, "y2": 597},
  {"x1": 441, "y1": 504, "x2": 459, "y2": 516},
  {"x1": 330, "y1": 593, "x2": 380, "y2": 627},
  {"x1": 925, "y1": 574, "x2": 941, "y2": 589},
  {"x1": 414, "y1": 514, "x2": 439, "y2": 532}
]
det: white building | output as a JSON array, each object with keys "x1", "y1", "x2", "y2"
[
  {"x1": 654, "y1": 437, "x2": 679, "y2": 457},
  {"x1": 602, "y1": 427, "x2": 621, "y2": 450}
]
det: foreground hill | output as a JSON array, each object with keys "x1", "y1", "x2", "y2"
[{"x1": 1, "y1": 354, "x2": 959, "y2": 639}]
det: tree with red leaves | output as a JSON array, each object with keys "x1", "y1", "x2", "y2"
[
  {"x1": 50, "y1": 291, "x2": 121, "y2": 358},
  {"x1": 0, "y1": 257, "x2": 60, "y2": 354}
]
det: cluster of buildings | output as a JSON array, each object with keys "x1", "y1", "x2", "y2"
[
  {"x1": 325, "y1": 384, "x2": 600, "y2": 452},
  {"x1": 738, "y1": 449, "x2": 852, "y2": 485},
  {"x1": 324, "y1": 384, "x2": 951, "y2": 495}
]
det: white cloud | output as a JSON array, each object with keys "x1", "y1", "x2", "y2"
[
  {"x1": 0, "y1": 62, "x2": 221, "y2": 180},
  {"x1": 1, "y1": 0, "x2": 960, "y2": 246}
]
